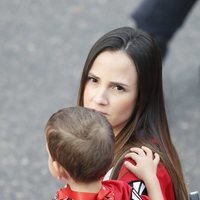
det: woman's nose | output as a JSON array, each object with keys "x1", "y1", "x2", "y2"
[{"x1": 93, "y1": 89, "x2": 108, "y2": 105}]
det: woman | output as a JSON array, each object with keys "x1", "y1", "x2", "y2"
[{"x1": 77, "y1": 27, "x2": 188, "y2": 199}]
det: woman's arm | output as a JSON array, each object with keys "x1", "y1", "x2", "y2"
[{"x1": 124, "y1": 146, "x2": 164, "y2": 200}]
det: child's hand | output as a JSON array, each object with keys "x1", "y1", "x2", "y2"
[
  {"x1": 124, "y1": 146, "x2": 160, "y2": 181},
  {"x1": 125, "y1": 146, "x2": 164, "y2": 200}
]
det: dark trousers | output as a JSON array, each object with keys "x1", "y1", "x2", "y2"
[{"x1": 131, "y1": 0, "x2": 197, "y2": 58}]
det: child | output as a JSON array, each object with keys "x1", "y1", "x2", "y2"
[{"x1": 45, "y1": 106, "x2": 164, "y2": 200}]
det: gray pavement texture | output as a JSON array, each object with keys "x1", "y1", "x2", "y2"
[{"x1": 0, "y1": 0, "x2": 200, "y2": 199}]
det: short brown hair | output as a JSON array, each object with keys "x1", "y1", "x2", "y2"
[{"x1": 45, "y1": 106, "x2": 114, "y2": 183}]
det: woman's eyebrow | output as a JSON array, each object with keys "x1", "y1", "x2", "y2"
[
  {"x1": 110, "y1": 81, "x2": 129, "y2": 88},
  {"x1": 88, "y1": 72, "x2": 130, "y2": 88},
  {"x1": 88, "y1": 72, "x2": 98, "y2": 78}
]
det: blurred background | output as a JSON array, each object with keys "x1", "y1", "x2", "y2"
[{"x1": 0, "y1": 0, "x2": 199, "y2": 199}]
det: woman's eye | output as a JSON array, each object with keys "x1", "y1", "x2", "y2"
[
  {"x1": 87, "y1": 76, "x2": 98, "y2": 83},
  {"x1": 114, "y1": 85, "x2": 125, "y2": 92}
]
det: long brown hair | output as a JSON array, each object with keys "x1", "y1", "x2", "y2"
[{"x1": 77, "y1": 27, "x2": 188, "y2": 199}]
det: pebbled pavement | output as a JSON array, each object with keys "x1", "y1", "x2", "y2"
[{"x1": 0, "y1": 0, "x2": 199, "y2": 199}]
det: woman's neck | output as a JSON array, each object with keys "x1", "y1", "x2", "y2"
[{"x1": 67, "y1": 179, "x2": 102, "y2": 193}]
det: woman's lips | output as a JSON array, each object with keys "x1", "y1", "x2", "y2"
[{"x1": 96, "y1": 110, "x2": 108, "y2": 116}]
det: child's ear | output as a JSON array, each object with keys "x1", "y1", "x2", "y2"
[
  {"x1": 53, "y1": 161, "x2": 70, "y2": 180},
  {"x1": 52, "y1": 161, "x2": 63, "y2": 180},
  {"x1": 62, "y1": 168, "x2": 70, "y2": 180}
]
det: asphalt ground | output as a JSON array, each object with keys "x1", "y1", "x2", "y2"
[{"x1": 0, "y1": 0, "x2": 200, "y2": 199}]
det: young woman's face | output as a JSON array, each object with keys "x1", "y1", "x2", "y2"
[{"x1": 83, "y1": 50, "x2": 138, "y2": 135}]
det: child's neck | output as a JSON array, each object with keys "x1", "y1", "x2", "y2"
[{"x1": 67, "y1": 179, "x2": 102, "y2": 193}]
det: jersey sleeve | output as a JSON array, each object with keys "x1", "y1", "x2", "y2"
[
  {"x1": 117, "y1": 159, "x2": 175, "y2": 200},
  {"x1": 102, "y1": 180, "x2": 133, "y2": 200}
]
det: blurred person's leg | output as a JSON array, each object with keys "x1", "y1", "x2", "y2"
[{"x1": 131, "y1": 0, "x2": 197, "y2": 59}]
